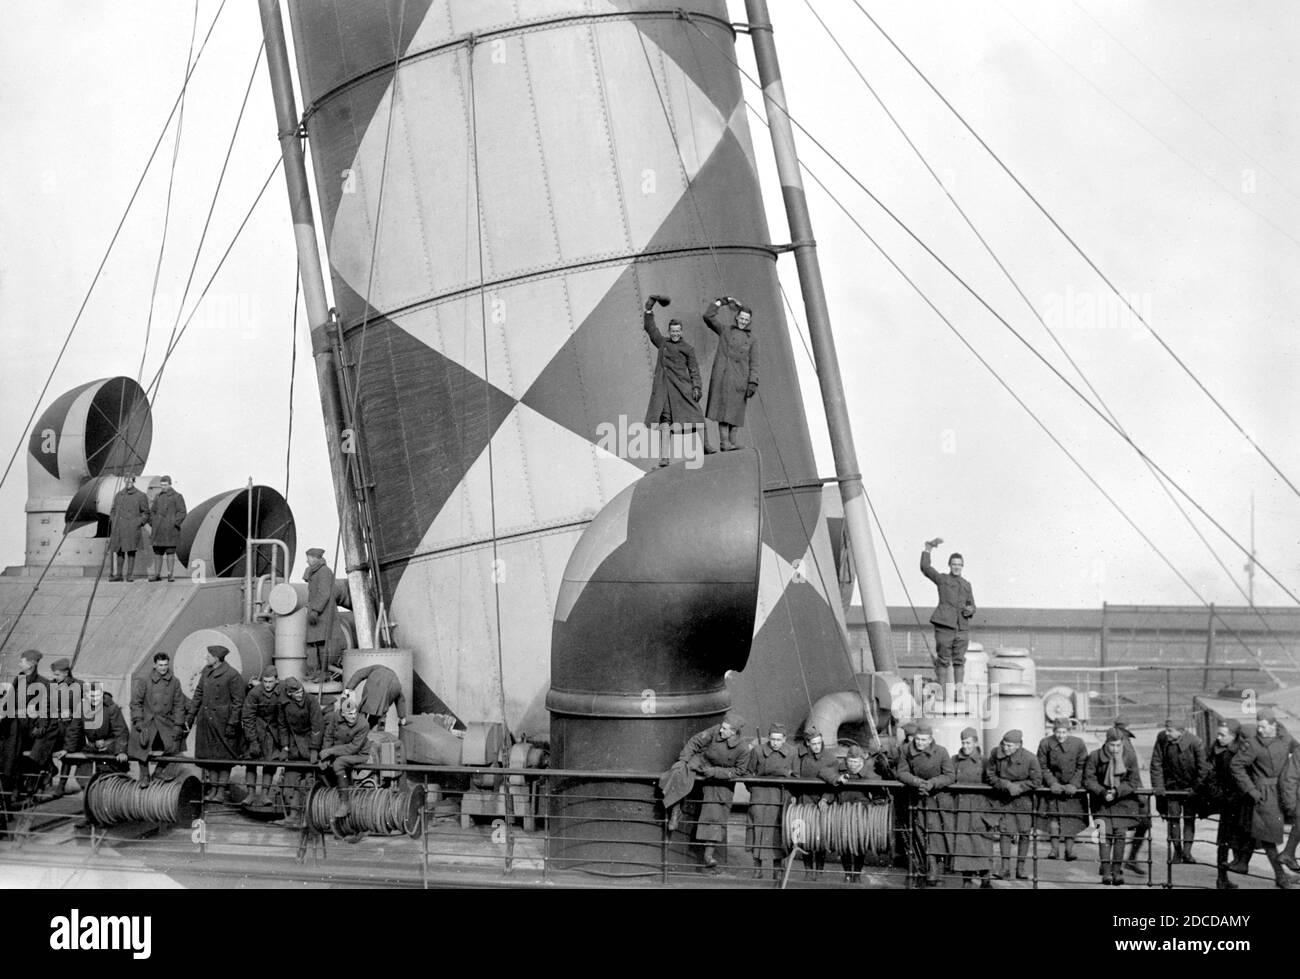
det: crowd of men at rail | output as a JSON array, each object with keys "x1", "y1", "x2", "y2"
[
  {"x1": 0, "y1": 646, "x2": 410, "y2": 829},
  {"x1": 662, "y1": 712, "x2": 1300, "y2": 888},
  {"x1": 642, "y1": 294, "x2": 758, "y2": 463}
]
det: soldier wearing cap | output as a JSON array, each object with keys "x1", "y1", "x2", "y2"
[
  {"x1": 319, "y1": 695, "x2": 371, "y2": 819},
  {"x1": 897, "y1": 719, "x2": 956, "y2": 886},
  {"x1": 45, "y1": 657, "x2": 85, "y2": 792},
  {"x1": 952, "y1": 726, "x2": 994, "y2": 887},
  {"x1": 919, "y1": 538, "x2": 976, "y2": 693},
  {"x1": 242, "y1": 666, "x2": 288, "y2": 807},
  {"x1": 1037, "y1": 717, "x2": 1088, "y2": 861},
  {"x1": 984, "y1": 729, "x2": 1042, "y2": 880},
  {"x1": 1109, "y1": 715, "x2": 1152, "y2": 873},
  {"x1": 1230, "y1": 709, "x2": 1300, "y2": 888},
  {"x1": 834, "y1": 743, "x2": 889, "y2": 883},
  {"x1": 676, "y1": 711, "x2": 752, "y2": 873},
  {"x1": 303, "y1": 547, "x2": 338, "y2": 681},
  {"x1": 794, "y1": 725, "x2": 841, "y2": 879},
  {"x1": 107, "y1": 474, "x2": 151, "y2": 582},
  {"x1": 1151, "y1": 716, "x2": 1208, "y2": 864},
  {"x1": 147, "y1": 475, "x2": 187, "y2": 582},
  {"x1": 129, "y1": 650, "x2": 187, "y2": 784},
  {"x1": 279, "y1": 676, "x2": 323, "y2": 827},
  {"x1": 186, "y1": 644, "x2": 246, "y2": 802},
  {"x1": 1085, "y1": 727, "x2": 1144, "y2": 885},
  {"x1": 1202, "y1": 718, "x2": 1251, "y2": 888},
  {"x1": 0, "y1": 650, "x2": 52, "y2": 804},
  {"x1": 745, "y1": 721, "x2": 795, "y2": 879},
  {"x1": 62, "y1": 683, "x2": 129, "y2": 805}
]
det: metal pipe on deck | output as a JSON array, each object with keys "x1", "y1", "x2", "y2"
[
  {"x1": 745, "y1": 0, "x2": 894, "y2": 672},
  {"x1": 258, "y1": 0, "x2": 376, "y2": 649}
]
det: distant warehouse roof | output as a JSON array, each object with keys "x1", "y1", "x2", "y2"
[{"x1": 844, "y1": 605, "x2": 1300, "y2": 635}]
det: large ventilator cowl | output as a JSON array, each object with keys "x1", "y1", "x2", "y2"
[
  {"x1": 547, "y1": 448, "x2": 761, "y2": 874},
  {"x1": 25, "y1": 376, "x2": 151, "y2": 570}
]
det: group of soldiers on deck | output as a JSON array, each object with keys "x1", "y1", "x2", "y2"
[{"x1": 663, "y1": 709, "x2": 1300, "y2": 889}]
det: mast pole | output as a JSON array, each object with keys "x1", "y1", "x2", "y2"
[
  {"x1": 744, "y1": 0, "x2": 894, "y2": 672},
  {"x1": 258, "y1": 0, "x2": 377, "y2": 650}
]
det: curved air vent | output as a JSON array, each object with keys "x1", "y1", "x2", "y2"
[
  {"x1": 178, "y1": 486, "x2": 297, "y2": 579},
  {"x1": 27, "y1": 376, "x2": 151, "y2": 490}
]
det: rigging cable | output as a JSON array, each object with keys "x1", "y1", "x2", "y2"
[
  {"x1": 153, "y1": 39, "x2": 266, "y2": 408},
  {"x1": 803, "y1": 0, "x2": 1298, "y2": 665},
  {"x1": 851, "y1": 0, "x2": 1300, "y2": 507},
  {"x1": 744, "y1": 100, "x2": 1294, "y2": 679},
  {"x1": 679, "y1": 14, "x2": 1300, "y2": 608},
  {"x1": 138, "y1": 0, "x2": 200, "y2": 384},
  {"x1": 0, "y1": 0, "x2": 229, "y2": 496},
  {"x1": 286, "y1": 267, "x2": 301, "y2": 499}
]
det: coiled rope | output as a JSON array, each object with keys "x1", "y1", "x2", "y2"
[
  {"x1": 304, "y1": 784, "x2": 424, "y2": 838},
  {"x1": 783, "y1": 800, "x2": 893, "y2": 857},
  {"x1": 85, "y1": 774, "x2": 201, "y2": 827}
]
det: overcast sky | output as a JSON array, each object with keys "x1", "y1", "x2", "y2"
[{"x1": 2, "y1": 1, "x2": 1298, "y2": 613}]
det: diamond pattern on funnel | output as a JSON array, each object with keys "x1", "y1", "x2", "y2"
[{"x1": 353, "y1": 317, "x2": 516, "y2": 565}]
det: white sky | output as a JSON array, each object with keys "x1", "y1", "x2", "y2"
[{"x1": 1, "y1": 1, "x2": 1298, "y2": 612}]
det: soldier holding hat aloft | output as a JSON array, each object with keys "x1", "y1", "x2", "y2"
[
  {"x1": 147, "y1": 475, "x2": 186, "y2": 582},
  {"x1": 186, "y1": 644, "x2": 246, "y2": 802},
  {"x1": 107, "y1": 474, "x2": 150, "y2": 582},
  {"x1": 676, "y1": 712, "x2": 752, "y2": 873},
  {"x1": 984, "y1": 729, "x2": 1042, "y2": 881},
  {"x1": 702, "y1": 296, "x2": 758, "y2": 452},
  {"x1": 642, "y1": 294, "x2": 703, "y2": 467},
  {"x1": 242, "y1": 666, "x2": 288, "y2": 807},
  {"x1": 1084, "y1": 727, "x2": 1144, "y2": 886},
  {"x1": 745, "y1": 721, "x2": 795, "y2": 880},
  {"x1": 303, "y1": 547, "x2": 338, "y2": 681}
]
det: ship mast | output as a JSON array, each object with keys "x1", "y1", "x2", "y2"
[
  {"x1": 258, "y1": 0, "x2": 377, "y2": 649},
  {"x1": 745, "y1": 0, "x2": 895, "y2": 673}
]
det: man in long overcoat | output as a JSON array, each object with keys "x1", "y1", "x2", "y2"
[
  {"x1": 147, "y1": 475, "x2": 186, "y2": 582},
  {"x1": 1150, "y1": 717, "x2": 1208, "y2": 864},
  {"x1": 1037, "y1": 717, "x2": 1088, "y2": 861},
  {"x1": 702, "y1": 296, "x2": 758, "y2": 452},
  {"x1": 952, "y1": 727, "x2": 994, "y2": 887},
  {"x1": 745, "y1": 722, "x2": 794, "y2": 880},
  {"x1": 107, "y1": 474, "x2": 151, "y2": 582},
  {"x1": 984, "y1": 729, "x2": 1042, "y2": 880},
  {"x1": 0, "y1": 650, "x2": 53, "y2": 804},
  {"x1": 1085, "y1": 727, "x2": 1144, "y2": 885},
  {"x1": 303, "y1": 547, "x2": 338, "y2": 681},
  {"x1": 279, "y1": 676, "x2": 323, "y2": 827},
  {"x1": 642, "y1": 296, "x2": 703, "y2": 467},
  {"x1": 896, "y1": 719, "x2": 956, "y2": 885},
  {"x1": 677, "y1": 712, "x2": 752, "y2": 874},
  {"x1": 186, "y1": 644, "x2": 246, "y2": 801},
  {"x1": 793, "y1": 726, "x2": 840, "y2": 879},
  {"x1": 1202, "y1": 718, "x2": 1251, "y2": 888},
  {"x1": 920, "y1": 538, "x2": 975, "y2": 691},
  {"x1": 242, "y1": 666, "x2": 288, "y2": 806},
  {"x1": 129, "y1": 650, "x2": 187, "y2": 783},
  {"x1": 1230, "y1": 711, "x2": 1300, "y2": 888}
]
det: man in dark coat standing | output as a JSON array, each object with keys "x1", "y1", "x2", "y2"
[
  {"x1": 1111, "y1": 715, "x2": 1152, "y2": 873},
  {"x1": 920, "y1": 538, "x2": 975, "y2": 693},
  {"x1": 896, "y1": 719, "x2": 956, "y2": 885},
  {"x1": 186, "y1": 644, "x2": 246, "y2": 802},
  {"x1": 303, "y1": 547, "x2": 338, "y2": 681},
  {"x1": 793, "y1": 726, "x2": 840, "y2": 879},
  {"x1": 984, "y1": 729, "x2": 1042, "y2": 880},
  {"x1": 642, "y1": 295, "x2": 703, "y2": 467},
  {"x1": 279, "y1": 676, "x2": 323, "y2": 827},
  {"x1": 702, "y1": 296, "x2": 758, "y2": 452},
  {"x1": 129, "y1": 651, "x2": 187, "y2": 784},
  {"x1": 676, "y1": 711, "x2": 752, "y2": 874},
  {"x1": 1230, "y1": 710, "x2": 1300, "y2": 888},
  {"x1": 1150, "y1": 717, "x2": 1208, "y2": 864},
  {"x1": 1202, "y1": 718, "x2": 1251, "y2": 888},
  {"x1": 952, "y1": 727, "x2": 995, "y2": 887},
  {"x1": 242, "y1": 666, "x2": 288, "y2": 807},
  {"x1": 147, "y1": 475, "x2": 186, "y2": 582},
  {"x1": 43, "y1": 658, "x2": 84, "y2": 793},
  {"x1": 107, "y1": 474, "x2": 151, "y2": 582},
  {"x1": 745, "y1": 722, "x2": 795, "y2": 880},
  {"x1": 1085, "y1": 727, "x2": 1145, "y2": 886},
  {"x1": 343, "y1": 664, "x2": 408, "y2": 732},
  {"x1": 0, "y1": 650, "x2": 53, "y2": 805},
  {"x1": 1037, "y1": 717, "x2": 1088, "y2": 861}
]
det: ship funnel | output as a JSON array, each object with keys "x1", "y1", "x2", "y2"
[
  {"x1": 547, "y1": 449, "x2": 762, "y2": 874},
  {"x1": 178, "y1": 486, "x2": 296, "y2": 580},
  {"x1": 25, "y1": 376, "x2": 151, "y2": 570}
]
